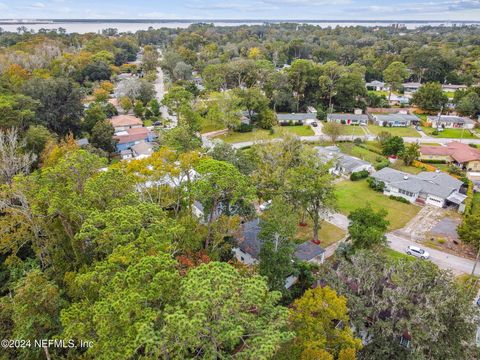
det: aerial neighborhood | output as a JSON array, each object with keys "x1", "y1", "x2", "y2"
[{"x1": 2, "y1": 18, "x2": 480, "y2": 360}]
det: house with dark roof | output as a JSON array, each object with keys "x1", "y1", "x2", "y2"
[
  {"x1": 327, "y1": 113, "x2": 369, "y2": 126},
  {"x1": 428, "y1": 115, "x2": 476, "y2": 130},
  {"x1": 233, "y1": 218, "x2": 326, "y2": 267},
  {"x1": 371, "y1": 167, "x2": 466, "y2": 209},
  {"x1": 316, "y1": 146, "x2": 373, "y2": 176},
  {"x1": 276, "y1": 112, "x2": 316, "y2": 125},
  {"x1": 420, "y1": 142, "x2": 480, "y2": 172},
  {"x1": 373, "y1": 113, "x2": 420, "y2": 127}
]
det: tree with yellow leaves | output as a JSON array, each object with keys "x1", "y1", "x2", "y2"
[{"x1": 288, "y1": 286, "x2": 362, "y2": 360}]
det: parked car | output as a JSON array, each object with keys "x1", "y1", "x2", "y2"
[
  {"x1": 416, "y1": 126, "x2": 422, "y2": 131},
  {"x1": 405, "y1": 245, "x2": 430, "y2": 259},
  {"x1": 476, "y1": 297, "x2": 480, "y2": 306},
  {"x1": 311, "y1": 122, "x2": 318, "y2": 127},
  {"x1": 259, "y1": 200, "x2": 272, "y2": 211}
]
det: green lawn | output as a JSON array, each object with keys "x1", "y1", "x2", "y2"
[
  {"x1": 338, "y1": 142, "x2": 383, "y2": 164},
  {"x1": 422, "y1": 127, "x2": 478, "y2": 139},
  {"x1": 295, "y1": 220, "x2": 346, "y2": 247},
  {"x1": 216, "y1": 125, "x2": 314, "y2": 143},
  {"x1": 390, "y1": 160, "x2": 423, "y2": 174},
  {"x1": 335, "y1": 179, "x2": 421, "y2": 230},
  {"x1": 368, "y1": 125, "x2": 421, "y2": 138},
  {"x1": 338, "y1": 125, "x2": 366, "y2": 136},
  {"x1": 382, "y1": 248, "x2": 413, "y2": 263},
  {"x1": 199, "y1": 118, "x2": 225, "y2": 133}
]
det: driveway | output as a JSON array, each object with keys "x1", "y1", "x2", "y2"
[
  {"x1": 325, "y1": 208, "x2": 480, "y2": 275},
  {"x1": 311, "y1": 122, "x2": 323, "y2": 136}
]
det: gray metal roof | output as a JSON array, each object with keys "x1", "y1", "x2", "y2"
[
  {"x1": 316, "y1": 146, "x2": 371, "y2": 172},
  {"x1": 276, "y1": 113, "x2": 316, "y2": 121},
  {"x1": 294, "y1": 241, "x2": 326, "y2": 261},
  {"x1": 374, "y1": 114, "x2": 419, "y2": 122},
  {"x1": 371, "y1": 168, "x2": 463, "y2": 199},
  {"x1": 327, "y1": 113, "x2": 368, "y2": 122}
]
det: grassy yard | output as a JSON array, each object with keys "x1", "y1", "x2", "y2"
[
  {"x1": 338, "y1": 142, "x2": 384, "y2": 164},
  {"x1": 422, "y1": 127, "x2": 478, "y2": 139},
  {"x1": 295, "y1": 220, "x2": 346, "y2": 247},
  {"x1": 390, "y1": 160, "x2": 423, "y2": 174},
  {"x1": 199, "y1": 118, "x2": 225, "y2": 133},
  {"x1": 367, "y1": 125, "x2": 421, "y2": 138},
  {"x1": 216, "y1": 125, "x2": 314, "y2": 143},
  {"x1": 382, "y1": 248, "x2": 413, "y2": 263},
  {"x1": 338, "y1": 125, "x2": 366, "y2": 136},
  {"x1": 335, "y1": 179, "x2": 421, "y2": 230}
]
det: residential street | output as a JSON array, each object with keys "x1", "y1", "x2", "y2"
[
  {"x1": 325, "y1": 212, "x2": 480, "y2": 276},
  {"x1": 154, "y1": 65, "x2": 178, "y2": 128}
]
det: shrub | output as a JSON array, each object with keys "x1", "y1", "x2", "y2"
[
  {"x1": 353, "y1": 138, "x2": 363, "y2": 145},
  {"x1": 374, "y1": 160, "x2": 389, "y2": 171},
  {"x1": 367, "y1": 177, "x2": 385, "y2": 192},
  {"x1": 350, "y1": 170, "x2": 370, "y2": 181},
  {"x1": 437, "y1": 238, "x2": 446, "y2": 245},
  {"x1": 237, "y1": 123, "x2": 253, "y2": 133},
  {"x1": 389, "y1": 195, "x2": 410, "y2": 203},
  {"x1": 420, "y1": 159, "x2": 447, "y2": 164}
]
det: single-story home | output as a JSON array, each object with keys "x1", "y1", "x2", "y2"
[
  {"x1": 110, "y1": 115, "x2": 143, "y2": 132},
  {"x1": 370, "y1": 167, "x2": 466, "y2": 209},
  {"x1": 388, "y1": 94, "x2": 411, "y2": 106},
  {"x1": 327, "y1": 113, "x2": 369, "y2": 126},
  {"x1": 131, "y1": 141, "x2": 155, "y2": 159},
  {"x1": 233, "y1": 218, "x2": 326, "y2": 279},
  {"x1": 366, "y1": 80, "x2": 388, "y2": 91},
  {"x1": 316, "y1": 146, "x2": 373, "y2": 176},
  {"x1": 403, "y1": 82, "x2": 467, "y2": 94},
  {"x1": 76, "y1": 138, "x2": 89, "y2": 147},
  {"x1": 114, "y1": 127, "x2": 155, "y2": 152},
  {"x1": 403, "y1": 82, "x2": 421, "y2": 93},
  {"x1": 373, "y1": 113, "x2": 420, "y2": 127},
  {"x1": 427, "y1": 115, "x2": 476, "y2": 130},
  {"x1": 276, "y1": 112, "x2": 317, "y2": 125},
  {"x1": 420, "y1": 141, "x2": 480, "y2": 172}
]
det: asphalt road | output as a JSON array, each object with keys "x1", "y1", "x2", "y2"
[
  {"x1": 154, "y1": 65, "x2": 177, "y2": 128},
  {"x1": 326, "y1": 212, "x2": 479, "y2": 276}
]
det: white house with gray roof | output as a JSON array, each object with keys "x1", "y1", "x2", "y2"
[
  {"x1": 373, "y1": 113, "x2": 420, "y2": 127},
  {"x1": 276, "y1": 112, "x2": 316, "y2": 125},
  {"x1": 428, "y1": 115, "x2": 476, "y2": 130},
  {"x1": 371, "y1": 168, "x2": 466, "y2": 208},
  {"x1": 327, "y1": 113, "x2": 369, "y2": 126},
  {"x1": 316, "y1": 146, "x2": 373, "y2": 176}
]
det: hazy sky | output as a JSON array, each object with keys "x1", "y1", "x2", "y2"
[{"x1": 2, "y1": 0, "x2": 480, "y2": 20}]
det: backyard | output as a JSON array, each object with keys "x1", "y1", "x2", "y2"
[
  {"x1": 338, "y1": 142, "x2": 384, "y2": 164},
  {"x1": 367, "y1": 125, "x2": 421, "y2": 138},
  {"x1": 215, "y1": 125, "x2": 314, "y2": 143},
  {"x1": 295, "y1": 220, "x2": 346, "y2": 247},
  {"x1": 335, "y1": 179, "x2": 421, "y2": 230},
  {"x1": 422, "y1": 127, "x2": 478, "y2": 139}
]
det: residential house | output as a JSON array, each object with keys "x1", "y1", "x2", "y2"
[
  {"x1": 370, "y1": 167, "x2": 466, "y2": 209},
  {"x1": 110, "y1": 115, "x2": 143, "y2": 132},
  {"x1": 442, "y1": 84, "x2": 468, "y2": 92},
  {"x1": 366, "y1": 80, "x2": 388, "y2": 91},
  {"x1": 114, "y1": 127, "x2": 155, "y2": 152},
  {"x1": 131, "y1": 141, "x2": 155, "y2": 159},
  {"x1": 420, "y1": 141, "x2": 480, "y2": 172},
  {"x1": 327, "y1": 113, "x2": 369, "y2": 126},
  {"x1": 276, "y1": 112, "x2": 317, "y2": 125},
  {"x1": 428, "y1": 115, "x2": 476, "y2": 130},
  {"x1": 388, "y1": 94, "x2": 411, "y2": 106},
  {"x1": 403, "y1": 82, "x2": 467, "y2": 94},
  {"x1": 233, "y1": 218, "x2": 326, "y2": 285},
  {"x1": 373, "y1": 113, "x2": 420, "y2": 127},
  {"x1": 76, "y1": 138, "x2": 89, "y2": 147},
  {"x1": 307, "y1": 106, "x2": 318, "y2": 115},
  {"x1": 316, "y1": 146, "x2": 373, "y2": 176}
]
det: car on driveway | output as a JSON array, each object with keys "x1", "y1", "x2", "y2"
[
  {"x1": 311, "y1": 121, "x2": 318, "y2": 127},
  {"x1": 406, "y1": 245, "x2": 430, "y2": 259}
]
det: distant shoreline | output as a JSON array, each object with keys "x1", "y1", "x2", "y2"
[{"x1": 2, "y1": 19, "x2": 480, "y2": 25}]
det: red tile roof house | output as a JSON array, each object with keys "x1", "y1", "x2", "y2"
[
  {"x1": 420, "y1": 142, "x2": 480, "y2": 172},
  {"x1": 114, "y1": 127, "x2": 155, "y2": 152},
  {"x1": 109, "y1": 115, "x2": 143, "y2": 132}
]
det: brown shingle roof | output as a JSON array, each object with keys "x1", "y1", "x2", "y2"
[
  {"x1": 420, "y1": 142, "x2": 480, "y2": 164},
  {"x1": 110, "y1": 115, "x2": 142, "y2": 128},
  {"x1": 114, "y1": 127, "x2": 149, "y2": 144}
]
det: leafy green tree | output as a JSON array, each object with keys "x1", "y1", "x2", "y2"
[
  {"x1": 119, "y1": 96, "x2": 132, "y2": 114},
  {"x1": 205, "y1": 91, "x2": 242, "y2": 130},
  {"x1": 319, "y1": 61, "x2": 345, "y2": 112},
  {"x1": 381, "y1": 135, "x2": 405, "y2": 156},
  {"x1": 348, "y1": 205, "x2": 389, "y2": 250},
  {"x1": 235, "y1": 87, "x2": 270, "y2": 121},
  {"x1": 91, "y1": 119, "x2": 116, "y2": 153},
  {"x1": 194, "y1": 158, "x2": 255, "y2": 248},
  {"x1": 161, "y1": 262, "x2": 292, "y2": 359},
  {"x1": 258, "y1": 108, "x2": 277, "y2": 129},
  {"x1": 284, "y1": 157, "x2": 336, "y2": 243},
  {"x1": 133, "y1": 100, "x2": 145, "y2": 118},
  {"x1": 323, "y1": 251, "x2": 478, "y2": 360},
  {"x1": 161, "y1": 125, "x2": 202, "y2": 152},
  {"x1": 22, "y1": 77, "x2": 84, "y2": 135},
  {"x1": 24, "y1": 124, "x2": 54, "y2": 156},
  {"x1": 0, "y1": 128, "x2": 36, "y2": 184},
  {"x1": 383, "y1": 62, "x2": 409, "y2": 102},
  {"x1": 209, "y1": 142, "x2": 255, "y2": 175},
  {"x1": 411, "y1": 82, "x2": 449, "y2": 113},
  {"x1": 83, "y1": 103, "x2": 107, "y2": 132},
  {"x1": 323, "y1": 121, "x2": 343, "y2": 144},
  {"x1": 259, "y1": 199, "x2": 298, "y2": 292},
  {"x1": 0, "y1": 93, "x2": 37, "y2": 129},
  {"x1": 149, "y1": 98, "x2": 161, "y2": 117},
  {"x1": 288, "y1": 59, "x2": 317, "y2": 112},
  {"x1": 81, "y1": 61, "x2": 112, "y2": 82},
  {"x1": 401, "y1": 142, "x2": 420, "y2": 166},
  {"x1": 458, "y1": 209, "x2": 480, "y2": 275},
  {"x1": 162, "y1": 85, "x2": 194, "y2": 116},
  {"x1": 333, "y1": 71, "x2": 367, "y2": 112},
  {"x1": 455, "y1": 91, "x2": 480, "y2": 117}
]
